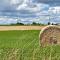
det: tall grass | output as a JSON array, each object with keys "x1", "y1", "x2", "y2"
[{"x1": 0, "y1": 30, "x2": 60, "y2": 60}]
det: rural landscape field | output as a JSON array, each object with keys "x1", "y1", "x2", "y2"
[
  {"x1": 0, "y1": 0, "x2": 60, "y2": 60},
  {"x1": 0, "y1": 29, "x2": 60, "y2": 60}
]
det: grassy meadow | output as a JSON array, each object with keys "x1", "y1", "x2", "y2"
[{"x1": 0, "y1": 30, "x2": 60, "y2": 60}]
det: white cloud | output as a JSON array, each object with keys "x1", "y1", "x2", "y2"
[
  {"x1": 48, "y1": 6, "x2": 60, "y2": 14},
  {"x1": 0, "y1": 16, "x2": 17, "y2": 25},
  {"x1": 0, "y1": 0, "x2": 60, "y2": 24},
  {"x1": 0, "y1": 0, "x2": 49, "y2": 13},
  {"x1": 17, "y1": 1, "x2": 49, "y2": 13},
  {"x1": 10, "y1": 0, "x2": 20, "y2": 4},
  {"x1": 0, "y1": 0, "x2": 50, "y2": 24}
]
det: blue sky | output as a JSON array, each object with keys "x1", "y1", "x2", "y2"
[{"x1": 0, "y1": 0, "x2": 60, "y2": 24}]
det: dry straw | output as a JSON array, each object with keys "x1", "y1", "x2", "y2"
[{"x1": 39, "y1": 25, "x2": 60, "y2": 47}]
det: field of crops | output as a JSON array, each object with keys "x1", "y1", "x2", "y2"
[{"x1": 0, "y1": 30, "x2": 60, "y2": 60}]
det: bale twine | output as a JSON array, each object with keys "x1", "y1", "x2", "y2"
[{"x1": 39, "y1": 25, "x2": 60, "y2": 47}]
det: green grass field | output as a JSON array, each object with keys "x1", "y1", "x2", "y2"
[{"x1": 0, "y1": 30, "x2": 60, "y2": 60}]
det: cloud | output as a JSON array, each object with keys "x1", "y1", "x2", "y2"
[
  {"x1": 0, "y1": 0, "x2": 49, "y2": 19},
  {"x1": 0, "y1": 0, "x2": 24, "y2": 11},
  {"x1": 17, "y1": 0, "x2": 49, "y2": 12},
  {"x1": 48, "y1": 6, "x2": 60, "y2": 15},
  {"x1": 0, "y1": 0, "x2": 49, "y2": 25},
  {"x1": 0, "y1": 16, "x2": 17, "y2": 25},
  {"x1": 10, "y1": 0, "x2": 22, "y2": 5},
  {"x1": 0, "y1": 0, "x2": 60, "y2": 24},
  {"x1": 33, "y1": 0, "x2": 60, "y2": 4}
]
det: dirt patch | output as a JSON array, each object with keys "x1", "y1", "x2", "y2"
[{"x1": 0, "y1": 26, "x2": 45, "y2": 31}]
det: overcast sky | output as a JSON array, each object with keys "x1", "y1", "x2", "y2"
[
  {"x1": 0, "y1": 0, "x2": 60, "y2": 24},
  {"x1": 0, "y1": 0, "x2": 60, "y2": 16}
]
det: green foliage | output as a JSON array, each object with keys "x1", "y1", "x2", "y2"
[
  {"x1": 32, "y1": 22, "x2": 46, "y2": 26},
  {"x1": 0, "y1": 30, "x2": 40, "y2": 48},
  {"x1": 48, "y1": 22, "x2": 50, "y2": 25},
  {"x1": 0, "y1": 30, "x2": 60, "y2": 60},
  {"x1": 0, "y1": 22, "x2": 46, "y2": 26},
  {"x1": 16, "y1": 22, "x2": 24, "y2": 25},
  {"x1": 32, "y1": 22, "x2": 37, "y2": 25}
]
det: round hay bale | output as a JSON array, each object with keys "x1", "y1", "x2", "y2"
[{"x1": 39, "y1": 25, "x2": 60, "y2": 47}]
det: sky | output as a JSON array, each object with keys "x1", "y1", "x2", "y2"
[{"x1": 0, "y1": 0, "x2": 60, "y2": 24}]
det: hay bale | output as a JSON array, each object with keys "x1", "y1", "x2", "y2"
[{"x1": 39, "y1": 25, "x2": 60, "y2": 47}]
